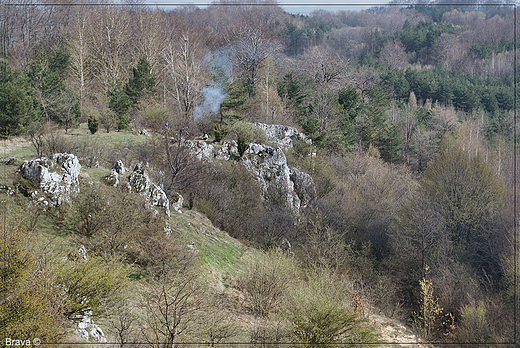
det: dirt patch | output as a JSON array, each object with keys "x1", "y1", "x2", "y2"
[{"x1": 370, "y1": 313, "x2": 433, "y2": 348}]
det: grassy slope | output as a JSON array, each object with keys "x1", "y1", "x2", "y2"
[{"x1": 0, "y1": 125, "x2": 428, "y2": 347}]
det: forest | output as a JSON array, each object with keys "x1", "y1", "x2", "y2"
[{"x1": 0, "y1": 0, "x2": 519, "y2": 347}]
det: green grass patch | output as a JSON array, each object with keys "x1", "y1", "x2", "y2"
[
  {"x1": 80, "y1": 167, "x2": 112, "y2": 183},
  {"x1": 168, "y1": 210, "x2": 247, "y2": 273}
]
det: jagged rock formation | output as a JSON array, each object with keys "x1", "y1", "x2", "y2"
[
  {"x1": 186, "y1": 123, "x2": 316, "y2": 214},
  {"x1": 105, "y1": 161, "x2": 175, "y2": 216},
  {"x1": 19, "y1": 153, "x2": 81, "y2": 206},
  {"x1": 171, "y1": 194, "x2": 184, "y2": 213},
  {"x1": 290, "y1": 168, "x2": 317, "y2": 209},
  {"x1": 254, "y1": 123, "x2": 310, "y2": 148},
  {"x1": 113, "y1": 160, "x2": 126, "y2": 174},
  {"x1": 242, "y1": 145, "x2": 316, "y2": 214},
  {"x1": 77, "y1": 309, "x2": 107, "y2": 343},
  {"x1": 105, "y1": 170, "x2": 119, "y2": 187},
  {"x1": 128, "y1": 163, "x2": 171, "y2": 216},
  {"x1": 187, "y1": 140, "x2": 238, "y2": 161}
]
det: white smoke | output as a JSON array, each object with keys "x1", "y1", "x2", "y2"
[
  {"x1": 193, "y1": 49, "x2": 232, "y2": 121},
  {"x1": 194, "y1": 85, "x2": 227, "y2": 120}
]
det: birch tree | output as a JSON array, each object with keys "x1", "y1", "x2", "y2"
[
  {"x1": 163, "y1": 25, "x2": 208, "y2": 121},
  {"x1": 86, "y1": 4, "x2": 132, "y2": 93}
]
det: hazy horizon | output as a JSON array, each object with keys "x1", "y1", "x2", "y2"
[{"x1": 142, "y1": 0, "x2": 390, "y2": 14}]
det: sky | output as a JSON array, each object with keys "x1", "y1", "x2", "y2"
[{"x1": 142, "y1": 0, "x2": 390, "y2": 14}]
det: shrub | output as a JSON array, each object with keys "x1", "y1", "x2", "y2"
[
  {"x1": 457, "y1": 300, "x2": 493, "y2": 343},
  {"x1": 284, "y1": 269, "x2": 377, "y2": 347},
  {"x1": 230, "y1": 121, "x2": 268, "y2": 145},
  {"x1": 88, "y1": 115, "x2": 98, "y2": 134},
  {"x1": 0, "y1": 219, "x2": 65, "y2": 343},
  {"x1": 414, "y1": 272, "x2": 443, "y2": 340},
  {"x1": 249, "y1": 319, "x2": 290, "y2": 348},
  {"x1": 141, "y1": 103, "x2": 168, "y2": 133},
  {"x1": 237, "y1": 135, "x2": 248, "y2": 157},
  {"x1": 69, "y1": 184, "x2": 156, "y2": 261},
  {"x1": 235, "y1": 249, "x2": 298, "y2": 317},
  {"x1": 214, "y1": 124, "x2": 228, "y2": 142}
]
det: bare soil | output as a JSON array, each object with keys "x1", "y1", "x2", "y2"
[{"x1": 370, "y1": 313, "x2": 434, "y2": 348}]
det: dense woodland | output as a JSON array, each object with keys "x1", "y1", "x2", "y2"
[{"x1": 1, "y1": 0, "x2": 519, "y2": 346}]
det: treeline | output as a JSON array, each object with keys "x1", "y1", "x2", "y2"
[{"x1": 381, "y1": 67, "x2": 515, "y2": 113}]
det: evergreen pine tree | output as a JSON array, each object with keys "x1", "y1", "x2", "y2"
[
  {"x1": 377, "y1": 123, "x2": 402, "y2": 164},
  {"x1": 108, "y1": 82, "x2": 132, "y2": 131},
  {"x1": 0, "y1": 61, "x2": 38, "y2": 136},
  {"x1": 88, "y1": 115, "x2": 98, "y2": 134},
  {"x1": 125, "y1": 57, "x2": 155, "y2": 104}
]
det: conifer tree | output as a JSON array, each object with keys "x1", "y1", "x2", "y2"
[
  {"x1": 108, "y1": 82, "x2": 132, "y2": 131},
  {"x1": 0, "y1": 61, "x2": 38, "y2": 136},
  {"x1": 124, "y1": 57, "x2": 155, "y2": 104}
]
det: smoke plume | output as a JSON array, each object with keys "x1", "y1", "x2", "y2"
[
  {"x1": 194, "y1": 85, "x2": 227, "y2": 120},
  {"x1": 193, "y1": 49, "x2": 232, "y2": 121}
]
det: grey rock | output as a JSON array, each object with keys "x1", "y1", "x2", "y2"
[
  {"x1": 171, "y1": 194, "x2": 183, "y2": 213},
  {"x1": 78, "y1": 245, "x2": 88, "y2": 261},
  {"x1": 243, "y1": 146, "x2": 301, "y2": 214},
  {"x1": 133, "y1": 163, "x2": 144, "y2": 175},
  {"x1": 20, "y1": 153, "x2": 81, "y2": 206},
  {"x1": 89, "y1": 324, "x2": 106, "y2": 343},
  {"x1": 254, "y1": 123, "x2": 310, "y2": 148},
  {"x1": 76, "y1": 312, "x2": 106, "y2": 343},
  {"x1": 164, "y1": 224, "x2": 172, "y2": 236},
  {"x1": 129, "y1": 164, "x2": 170, "y2": 216},
  {"x1": 249, "y1": 143, "x2": 266, "y2": 155},
  {"x1": 105, "y1": 170, "x2": 119, "y2": 187},
  {"x1": 113, "y1": 160, "x2": 126, "y2": 174},
  {"x1": 290, "y1": 168, "x2": 317, "y2": 209},
  {"x1": 187, "y1": 140, "x2": 238, "y2": 161}
]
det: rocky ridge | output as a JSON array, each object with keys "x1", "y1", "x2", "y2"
[
  {"x1": 18, "y1": 153, "x2": 176, "y2": 216},
  {"x1": 107, "y1": 162, "x2": 180, "y2": 216},
  {"x1": 187, "y1": 123, "x2": 316, "y2": 214}
]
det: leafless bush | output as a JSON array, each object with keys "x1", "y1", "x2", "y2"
[
  {"x1": 26, "y1": 121, "x2": 75, "y2": 158},
  {"x1": 71, "y1": 137, "x2": 106, "y2": 168},
  {"x1": 235, "y1": 249, "x2": 299, "y2": 317},
  {"x1": 249, "y1": 319, "x2": 290, "y2": 348}
]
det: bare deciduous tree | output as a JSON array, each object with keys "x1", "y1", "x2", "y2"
[
  {"x1": 256, "y1": 57, "x2": 285, "y2": 123},
  {"x1": 302, "y1": 45, "x2": 348, "y2": 88},
  {"x1": 380, "y1": 39, "x2": 409, "y2": 69},
  {"x1": 228, "y1": 25, "x2": 282, "y2": 87},
  {"x1": 68, "y1": 8, "x2": 90, "y2": 108},
  {"x1": 86, "y1": 4, "x2": 132, "y2": 93},
  {"x1": 163, "y1": 24, "x2": 208, "y2": 121},
  {"x1": 133, "y1": 8, "x2": 166, "y2": 83},
  {"x1": 140, "y1": 240, "x2": 203, "y2": 348}
]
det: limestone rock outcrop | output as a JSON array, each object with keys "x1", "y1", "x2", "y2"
[
  {"x1": 254, "y1": 123, "x2": 310, "y2": 148},
  {"x1": 186, "y1": 123, "x2": 317, "y2": 214},
  {"x1": 187, "y1": 140, "x2": 238, "y2": 161},
  {"x1": 128, "y1": 163, "x2": 171, "y2": 216},
  {"x1": 77, "y1": 311, "x2": 106, "y2": 343},
  {"x1": 242, "y1": 145, "x2": 316, "y2": 214},
  {"x1": 290, "y1": 168, "x2": 317, "y2": 208},
  {"x1": 19, "y1": 153, "x2": 81, "y2": 206},
  {"x1": 188, "y1": 135, "x2": 317, "y2": 214},
  {"x1": 114, "y1": 160, "x2": 126, "y2": 174},
  {"x1": 171, "y1": 194, "x2": 184, "y2": 213}
]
